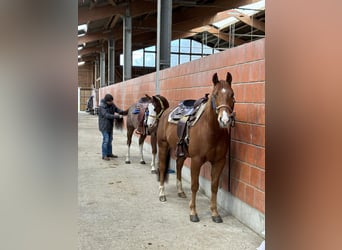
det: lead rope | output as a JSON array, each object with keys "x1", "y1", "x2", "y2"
[
  {"x1": 228, "y1": 125, "x2": 232, "y2": 192},
  {"x1": 227, "y1": 114, "x2": 236, "y2": 192}
]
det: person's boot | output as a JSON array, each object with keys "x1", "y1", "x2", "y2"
[
  {"x1": 107, "y1": 154, "x2": 118, "y2": 158},
  {"x1": 102, "y1": 156, "x2": 110, "y2": 161}
]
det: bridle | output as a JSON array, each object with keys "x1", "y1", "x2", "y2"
[
  {"x1": 211, "y1": 94, "x2": 236, "y2": 127},
  {"x1": 147, "y1": 95, "x2": 165, "y2": 121}
]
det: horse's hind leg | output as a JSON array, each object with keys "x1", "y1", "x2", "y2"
[
  {"x1": 158, "y1": 140, "x2": 169, "y2": 202},
  {"x1": 176, "y1": 157, "x2": 186, "y2": 198},
  {"x1": 125, "y1": 126, "x2": 134, "y2": 164},
  {"x1": 150, "y1": 133, "x2": 157, "y2": 174},
  {"x1": 210, "y1": 158, "x2": 226, "y2": 223},
  {"x1": 138, "y1": 134, "x2": 147, "y2": 164}
]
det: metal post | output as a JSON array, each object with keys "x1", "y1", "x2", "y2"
[
  {"x1": 160, "y1": 0, "x2": 172, "y2": 70},
  {"x1": 155, "y1": 0, "x2": 161, "y2": 94},
  {"x1": 123, "y1": 7, "x2": 132, "y2": 81},
  {"x1": 108, "y1": 38, "x2": 115, "y2": 85},
  {"x1": 100, "y1": 50, "x2": 106, "y2": 87}
]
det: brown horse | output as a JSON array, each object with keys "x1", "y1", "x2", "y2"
[
  {"x1": 125, "y1": 94, "x2": 169, "y2": 173},
  {"x1": 157, "y1": 72, "x2": 235, "y2": 223}
]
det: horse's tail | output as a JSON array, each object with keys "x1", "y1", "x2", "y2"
[
  {"x1": 157, "y1": 148, "x2": 171, "y2": 183},
  {"x1": 114, "y1": 116, "x2": 124, "y2": 130}
]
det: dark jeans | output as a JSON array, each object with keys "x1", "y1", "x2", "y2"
[{"x1": 101, "y1": 131, "x2": 113, "y2": 157}]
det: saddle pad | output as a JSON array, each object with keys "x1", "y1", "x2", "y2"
[{"x1": 168, "y1": 102, "x2": 207, "y2": 126}]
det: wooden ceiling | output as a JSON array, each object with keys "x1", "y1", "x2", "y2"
[{"x1": 78, "y1": 0, "x2": 265, "y2": 62}]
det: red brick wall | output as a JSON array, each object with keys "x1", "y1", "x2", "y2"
[{"x1": 100, "y1": 38, "x2": 265, "y2": 214}]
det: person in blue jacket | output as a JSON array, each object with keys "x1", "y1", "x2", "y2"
[{"x1": 98, "y1": 94, "x2": 127, "y2": 161}]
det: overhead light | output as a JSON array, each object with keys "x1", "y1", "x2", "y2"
[
  {"x1": 78, "y1": 45, "x2": 84, "y2": 50},
  {"x1": 78, "y1": 24, "x2": 88, "y2": 37},
  {"x1": 78, "y1": 61, "x2": 85, "y2": 66},
  {"x1": 78, "y1": 55, "x2": 81, "y2": 59}
]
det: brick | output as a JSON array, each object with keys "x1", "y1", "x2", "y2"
[
  {"x1": 231, "y1": 84, "x2": 245, "y2": 103},
  {"x1": 233, "y1": 141, "x2": 257, "y2": 166},
  {"x1": 244, "y1": 82, "x2": 265, "y2": 103},
  {"x1": 254, "y1": 189, "x2": 265, "y2": 213},
  {"x1": 260, "y1": 170, "x2": 265, "y2": 191},
  {"x1": 245, "y1": 185, "x2": 255, "y2": 207},
  {"x1": 245, "y1": 39, "x2": 265, "y2": 62},
  {"x1": 231, "y1": 159, "x2": 250, "y2": 184},
  {"x1": 256, "y1": 104, "x2": 265, "y2": 125},
  {"x1": 251, "y1": 125, "x2": 265, "y2": 147},
  {"x1": 231, "y1": 179, "x2": 245, "y2": 201},
  {"x1": 250, "y1": 167, "x2": 262, "y2": 188},
  {"x1": 232, "y1": 122, "x2": 252, "y2": 143},
  {"x1": 255, "y1": 147, "x2": 265, "y2": 169}
]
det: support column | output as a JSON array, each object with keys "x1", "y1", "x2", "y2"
[
  {"x1": 108, "y1": 38, "x2": 115, "y2": 85},
  {"x1": 160, "y1": 0, "x2": 172, "y2": 70},
  {"x1": 156, "y1": 0, "x2": 172, "y2": 94},
  {"x1": 100, "y1": 50, "x2": 106, "y2": 87},
  {"x1": 123, "y1": 7, "x2": 132, "y2": 81}
]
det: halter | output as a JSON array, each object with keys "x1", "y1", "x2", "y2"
[{"x1": 211, "y1": 95, "x2": 236, "y2": 127}]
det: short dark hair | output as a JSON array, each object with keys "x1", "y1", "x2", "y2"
[{"x1": 104, "y1": 94, "x2": 113, "y2": 102}]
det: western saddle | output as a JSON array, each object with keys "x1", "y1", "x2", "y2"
[{"x1": 169, "y1": 94, "x2": 209, "y2": 158}]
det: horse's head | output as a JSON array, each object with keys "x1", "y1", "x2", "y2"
[
  {"x1": 211, "y1": 72, "x2": 235, "y2": 128},
  {"x1": 145, "y1": 94, "x2": 166, "y2": 130}
]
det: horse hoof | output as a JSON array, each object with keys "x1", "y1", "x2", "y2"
[
  {"x1": 212, "y1": 215, "x2": 223, "y2": 223},
  {"x1": 151, "y1": 170, "x2": 157, "y2": 174},
  {"x1": 159, "y1": 196, "x2": 167, "y2": 202},
  {"x1": 190, "y1": 214, "x2": 200, "y2": 222},
  {"x1": 125, "y1": 160, "x2": 131, "y2": 164},
  {"x1": 178, "y1": 192, "x2": 187, "y2": 198},
  {"x1": 140, "y1": 160, "x2": 146, "y2": 164}
]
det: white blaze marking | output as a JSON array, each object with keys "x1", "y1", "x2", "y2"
[
  {"x1": 221, "y1": 110, "x2": 229, "y2": 124},
  {"x1": 147, "y1": 103, "x2": 157, "y2": 127},
  {"x1": 221, "y1": 88, "x2": 227, "y2": 94}
]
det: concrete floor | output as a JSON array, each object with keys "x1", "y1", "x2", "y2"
[{"x1": 78, "y1": 112, "x2": 263, "y2": 250}]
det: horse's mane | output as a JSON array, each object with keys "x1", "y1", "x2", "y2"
[{"x1": 155, "y1": 94, "x2": 170, "y2": 109}]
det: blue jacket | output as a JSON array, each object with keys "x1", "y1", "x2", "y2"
[{"x1": 98, "y1": 99, "x2": 124, "y2": 132}]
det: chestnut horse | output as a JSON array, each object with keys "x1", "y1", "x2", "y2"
[
  {"x1": 125, "y1": 94, "x2": 169, "y2": 173},
  {"x1": 156, "y1": 72, "x2": 235, "y2": 223}
]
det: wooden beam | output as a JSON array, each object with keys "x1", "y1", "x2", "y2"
[
  {"x1": 78, "y1": 0, "x2": 257, "y2": 46},
  {"x1": 78, "y1": 47, "x2": 101, "y2": 56},
  {"x1": 190, "y1": 26, "x2": 244, "y2": 45},
  {"x1": 230, "y1": 10, "x2": 265, "y2": 32},
  {"x1": 110, "y1": 15, "x2": 121, "y2": 29},
  {"x1": 79, "y1": 1, "x2": 155, "y2": 24}
]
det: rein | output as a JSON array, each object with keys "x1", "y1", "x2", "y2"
[{"x1": 211, "y1": 94, "x2": 235, "y2": 192}]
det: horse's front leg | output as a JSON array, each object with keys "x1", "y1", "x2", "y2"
[
  {"x1": 189, "y1": 157, "x2": 203, "y2": 222},
  {"x1": 150, "y1": 133, "x2": 157, "y2": 174},
  {"x1": 125, "y1": 127, "x2": 134, "y2": 164},
  {"x1": 138, "y1": 134, "x2": 147, "y2": 164},
  {"x1": 210, "y1": 158, "x2": 226, "y2": 223}
]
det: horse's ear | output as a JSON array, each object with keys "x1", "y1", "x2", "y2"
[
  {"x1": 212, "y1": 73, "x2": 219, "y2": 85},
  {"x1": 145, "y1": 94, "x2": 152, "y2": 100},
  {"x1": 226, "y1": 72, "x2": 232, "y2": 86}
]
